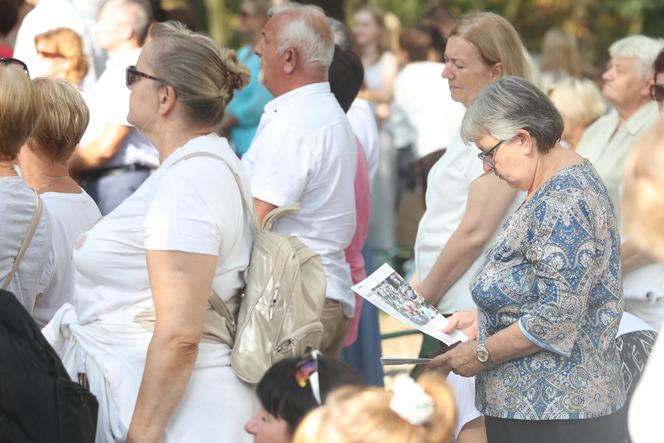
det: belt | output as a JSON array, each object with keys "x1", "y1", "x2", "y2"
[{"x1": 82, "y1": 163, "x2": 154, "y2": 182}]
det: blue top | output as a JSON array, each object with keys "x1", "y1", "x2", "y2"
[
  {"x1": 471, "y1": 159, "x2": 626, "y2": 420},
  {"x1": 226, "y1": 45, "x2": 273, "y2": 157}
]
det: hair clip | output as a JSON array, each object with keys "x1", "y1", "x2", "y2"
[{"x1": 389, "y1": 375, "x2": 435, "y2": 426}]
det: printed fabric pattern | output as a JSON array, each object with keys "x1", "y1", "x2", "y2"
[{"x1": 471, "y1": 159, "x2": 626, "y2": 420}]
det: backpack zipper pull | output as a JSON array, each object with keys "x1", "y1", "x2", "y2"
[{"x1": 269, "y1": 283, "x2": 281, "y2": 320}]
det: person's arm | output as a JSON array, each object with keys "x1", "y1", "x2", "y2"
[
  {"x1": 457, "y1": 416, "x2": 487, "y2": 443},
  {"x1": 254, "y1": 198, "x2": 277, "y2": 224},
  {"x1": 125, "y1": 250, "x2": 216, "y2": 443},
  {"x1": 430, "y1": 322, "x2": 540, "y2": 377},
  {"x1": 418, "y1": 173, "x2": 517, "y2": 306},
  {"x1": 69, "y1": 124, "x2": 132, "y2": 175},
  {"x1": 622, "y1": 239, "x2": 656, "y2": 273}
]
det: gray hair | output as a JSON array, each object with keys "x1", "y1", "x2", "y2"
[
  {"x1": 609, "y1": 35, "x2": 664, "y2": 79},
  {"x1": 269, "y1": 2, "x2": 334, "y2": 68},
  {"x1": 327, "y1": 17, "x2": 352, "y2": 51},
  {"x1": 461, "y1": 76, "x2": 564, "y2": 153}
]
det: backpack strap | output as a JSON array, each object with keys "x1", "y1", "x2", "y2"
[
  {"x1": 262, "y1": 204, "x2": 301, "y2": 230},
  {"x1": 2, "y1": 193, "x2": 43, "y2": 290}
]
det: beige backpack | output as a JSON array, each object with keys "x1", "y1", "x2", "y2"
[{"x1": 173, "y1": 152, "x2": 327, "y2": 384}]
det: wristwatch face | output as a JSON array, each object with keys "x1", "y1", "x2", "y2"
[{"x1": 476, "y1": 344, "x2": 490, "y2": 363}]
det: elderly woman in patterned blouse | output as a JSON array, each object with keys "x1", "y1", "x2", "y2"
[{"x1": 431, "y1": 76, "x2": 627, "y2": 443}]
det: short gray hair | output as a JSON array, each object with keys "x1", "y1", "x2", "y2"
[
  {"x1": 269, "y1": 2, "x2": 334, "y2": 68},
  {"x1": 609, "y1": 35, "x2": 664, "y2": 79},
  {"x1": 461, "y1": 76, "x2": 564, "y2": 153}
]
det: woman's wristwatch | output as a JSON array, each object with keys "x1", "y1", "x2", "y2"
[{"x1": 475, "y1": 341, "x2": 496, "y2": 368}]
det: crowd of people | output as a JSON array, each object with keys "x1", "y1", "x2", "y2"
[{"x1": 1, "y1": 0, "x2": 664, "y2": 442}]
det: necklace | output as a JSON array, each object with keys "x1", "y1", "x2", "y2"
[
  {"x1": 0, "y1": 162, "x2": 16, "y2": 175},
  {"x1": 32, "y1": 175, "x2": 73, "y2": 193}
]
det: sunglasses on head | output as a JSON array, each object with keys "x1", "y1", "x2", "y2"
[
  {"x1": 294, "y1": 350, "x2": 322, "y2": 405},
  {"x1": 126, "y1": 65, "x2": 166, "y2": 88},
  {"x1": 650, "y1": 84, "x2": 664, "y2": 102},
  {"x1": 0, "y1": 57, "x2": 29, "y2": 75},
  {"x1": 37, "y1": 50, "x2": 65, "y2": 59}
]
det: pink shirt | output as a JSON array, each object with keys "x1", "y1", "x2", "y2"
[{"x1": 343, "y1": 139, "x2": 371, "y2": 346}]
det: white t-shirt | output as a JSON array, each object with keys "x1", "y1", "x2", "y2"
[
  {"x1": 391, "y1": 62, "x2": 466, "y2": 158},
  {"x1": 242, "y1": 82, "x2": 357, "y2": 317},
  {"x1": 33, "y1": 190, "x2": 101, "y2": 327},
  {"x1": 414, "y1": 130, "x2": 487, "y2": 313},
  {"x1": 0, "y1": 176, "x2": 54, "y2": 313},
  {"x1": 80, "y1": 48, "x2": 159, "y2": 169},
  {"x1": 347, "y1": 98, "x2": 379, "y2": 186},
  {"x1": 446, "y1": 373, "x2": 482, "y2": 439},
  {"x1": 74, "y1": 133, "x2": 251, "y2": 323}
]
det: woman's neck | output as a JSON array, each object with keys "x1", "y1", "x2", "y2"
[
  {"x1": 18, "y1": 147, "x2": 80, "y2": 194},
  {"x1": 527, "y1": 145, "x2": 582, "y2": 199},
  {"x1": 143, "y1": 123, "x2": 214, "y2": 164},
  {"x1": 360, "y1": 44, "x2": 381, "y2": 67},
  {"x1": 0, "y1": 159, "x2": 17, "y2": 177}
]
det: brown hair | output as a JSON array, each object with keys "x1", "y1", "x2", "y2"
[
  {"x1": 34, "y1": 28, "x2": 89, "y2": 86},
  {"x1": 146, "y1": 21, "x2": 250, "y2": 127},
  {"x1": 623, "y1": 117, "x2": 664, "y2": 263},
  {"x1": 449, "y1": 11, "x2": 532, "y2": 81},
  {"x1": 399, "y1": 28, "x2": 433, "y2": 63},
  {"x1": 0, "y1": 64, "x2": 40, "y2": 160},
  {"x1": 540, "y1": 27, "x2": 582, "y2": 77},
  {"x1": 26, "y1": 77, "x2": 89, "y2": 162},
  {"x1": 292, "y1": 372, "x2": 456, "y2": 443}
]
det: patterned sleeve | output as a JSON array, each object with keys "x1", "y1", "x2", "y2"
[{"x1": 518, "y1": 191, "x2": 599, "y2": 357}]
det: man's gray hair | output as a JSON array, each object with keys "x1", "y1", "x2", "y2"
[
  {"x1": 461, "y1": 76, "x2": 564, "y2": 153},
  {"x1": 269, "y1": 2, "x2": 334, "y2": 68},
  {"x1": 115, "y1": 0, "x2": 152, "y2": 44},
  {"x1": 609, "y1": 35, "x2": 664, "y2": 79}
]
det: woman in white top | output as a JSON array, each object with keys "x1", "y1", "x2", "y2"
[
  {"x1": 352, "y1": 5, "x2": 398, "y2": 123},
  {"x1": 18, "y1": 77, "x2": 101, "y2": 327},
  {"x1": 411, "y1": 12, "x2": 532, "y2": 354},
  {"x1": 0, "y1": 58, "x2": 54, "y2": 314},
  {"x1": 43, "y1": 23, "x2": 256, "y2": 443}
]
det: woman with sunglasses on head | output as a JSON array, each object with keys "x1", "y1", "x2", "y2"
[
  {"x1": 432, "y1": 76, "x2": 626, "y2": 443},
  {"x1": 43, "y1": 23, "x2": 256, "y2": 443},
  {"x1": 33, "y1": 27, "x2": 89, "y2": 88},
  {"x1": 0, "y1": 58, "x2": 54, "y2": 316},
  {"x1": 244, "y1": 351, "x2": 362, "y2": 443}
]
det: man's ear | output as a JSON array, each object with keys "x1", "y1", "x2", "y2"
[
  {"x1": 283, "y1": 48, "x2": 297, "y2": 75},
  {"x1": 157, "y1": 84, "x2": 177, "y2": 116}
]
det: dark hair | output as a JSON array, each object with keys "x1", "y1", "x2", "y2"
[
  {"x1": 0, "y1": 0, "x2": 19, "y2": 36},
  {"x1": 654, "y1": 47, "x2": 664, "y2": 76},
  {"x1": 419, "y1": 24, "x2": 446, "y2": 59},
  {"x1": 399, "y1": 28, "x2": 433, "y2": 63},
  {"x1": 256, "y1": 355, "x2": 362, "y2": 434},
  {"x1": 328, "y1": 45, "x2": 364, "y2": 112}
]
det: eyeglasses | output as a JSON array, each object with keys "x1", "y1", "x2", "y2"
[
  {"x1": 0, "y1": 57, "x2": 29, "y2": 75},
  {"x1": 126, "y1": 65, "x2": 166, "y2": 88},
  {"x1": 477, "y1": 139, "x2": 505, "y2": 168},
  {"x1": 650, "y1": 84, "x2": 664, "y2": 102},
  {"x1": 294, "y1": 350, "x2": 322, "y2": 405},
  {"x1": 37, "y1": 50, "x2": 65, "y2": 59}
]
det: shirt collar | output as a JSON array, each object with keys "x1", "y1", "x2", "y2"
[
  {"x1": 623, "y1": 101, "x2": 659, "y2": 136},
  {"x1": 264, "y1": 82, "x2": 330, "y2": 114}
]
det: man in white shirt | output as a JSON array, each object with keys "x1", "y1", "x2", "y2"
[
  {"x1": 576, "y1": 35, "x2": 664, "y2": 330},
  {"x1": 242, "y1": 3, "x2": 357, "y2": 357},
  {"x1": 69, "y1": 0, "x2": 158, "y2": 215}
]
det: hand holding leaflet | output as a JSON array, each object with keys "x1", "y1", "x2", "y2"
[{"x1": 351, "y1": 264, "x2": 468, "y2": 346}]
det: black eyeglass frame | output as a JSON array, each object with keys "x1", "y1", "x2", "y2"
[
  {"x1": 0, "y1": 57, "x2": 29, "y2": 75},
  {"x1": 477, "y1": 139, "x2": 506, "y2": 168},
  {"x1": 650, "y1": 84, "x2": 664, "y2": 102},
  {"x1": 126, "y1": 65, "x2": 166, "y2": 88}
]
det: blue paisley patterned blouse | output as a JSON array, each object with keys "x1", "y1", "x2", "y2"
[{"x1": 471, "y1": 159, "x2": 626, "y2": 420}]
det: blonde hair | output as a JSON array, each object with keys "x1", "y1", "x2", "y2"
[
  {"x1": 449, "y1": 12, "x2": 532, "y2": 82},
  {"x1": 0, "y1": 64, "x2": 40, "y2": 160},
  {"x1": 292, "y1": 372, "x2": 456, "y2": 443},
  {"x1": 623, "y1": 117, "x2": 664, "y2": 263},
  {"x1": 540, "y1": 27, "x2": 582, "y2": 77},
  {"x1": 26, "y1": 77, "x2": 89, "y2": 162},
  {"x1": 34, "y1": 27, "x2": 89, "y2": 86},
  {"x1": 146, "y1": 21, "x2": 250, "y2": 127},
  {"x1": 549, "y1": 77, "x2": 607, "y2": 128}
]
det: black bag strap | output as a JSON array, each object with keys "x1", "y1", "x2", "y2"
[{"x1": 2, "y1": 193, "x2": 42, "y2": 290}]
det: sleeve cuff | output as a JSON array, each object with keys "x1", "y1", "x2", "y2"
[{"x1": 518, "y1": 318, "x2": 572, "y2": 358}]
